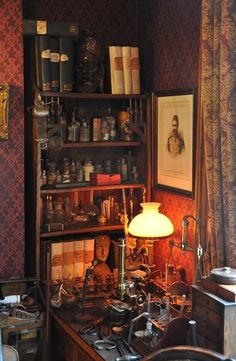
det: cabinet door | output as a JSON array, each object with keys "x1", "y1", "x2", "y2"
[{"x1": 51, "y1": 321, "x2": 76, "y2": 361}]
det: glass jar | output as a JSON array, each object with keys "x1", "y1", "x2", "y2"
[
  {"x1": 83, "y1": 160, "x2": 94, "y2": 182},
  {"x1": 54, "y1": 197, "x2": 64, "y2": 223},
  {"x1": 61, "y1": 158, "x2": 71, "y2": 183},
  {"x1": 47, "y1": 161, "x2": 57, "y2": 185}
]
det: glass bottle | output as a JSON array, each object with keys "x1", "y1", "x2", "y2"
[
  {"x1": 101, "y1": 118, "x2": 110, "y2": 141},
  {"x1": 105, "y1": 107, "x2": 117, "y2": 141},
  {"x1": 64, "y1": 196, "x2": 72, "y2": 223},
  {"x1": 75, "y1": 160, "x2": 84, "y2": 182},
  {"x1": 70, "y1": 159, "x2": 76, "y2": 182},
  {"x1": 67, "y1": 108, "x2": 79, "y2": 143},
  {"x1": 92, "y1": 112, "x2": 102, "y2": 142},
  {"x1": 130, "y1": 166, "x2": 139, "y2": 183},
  {"x1": 44, "y1": 195, "x2": 55, "y2": 224},
  {"x1": 126, "y1": 188, "x2": 140, "y2": 220},
  {"x1": 47, "y1": 161, "x2": 57, "y2": 186},
  {"x1": 80, "y1": 118, "x2": 90, "y2": 142},
  {"x1": 61, "y1": 158, "x2": 71, "y2": 183},
  {"x1": 126, "y1": 150, "x2": 135, "y2": 181},
  {"x1": 121, "y1": 158, "x2": 128, "y2": 182},
  {"x1": 54, "y1": 197, "x2": 64, "y2": 224},
  {"x1": 83, "y1": 160, "x2": 94, "y2": 182}
]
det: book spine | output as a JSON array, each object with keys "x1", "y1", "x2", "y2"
[
  {"x1": 73, "y1": 239, "x2": 85, "y2": 278},
  {"x1": 84, "y1": 238, "x2": 95, "y2": 270},
  {"x1": 62, "y1": 241, "x2": 74, "y2": 281},
  {"x1": 24, "y1": 20, "x2": 79, "y2": 38},
  {"x1": 131, "y1": 47, "x2": 141, "y2": 94},
  {"x1": 60, "y1": 37, "x2": 74, "y2": 92},
  {"x1": 109, "y1": 46, "x2": 124, "y2": 94},
  {"x1": 122, "y1": 46, "x2": 132, "y2": 95},
  {"x1": 51, "y1": 242, "x2": 63, "y2": 281},
  {"x1": 35, "y1": 35, "x2": 51, "y2": 91},
  {"x1": 50, "y1": 37, "x2": 60, "y2": 92}
]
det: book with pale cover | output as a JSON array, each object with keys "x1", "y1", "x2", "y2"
[
  {"x1": 122, "y1": 46, "x2": 132, "y2": 95},
  {"x1": 51, "y1": 242, "x2": 63, "y2": 281},
  {"x1": 62, "y1": 241, "x2": 74, "y2": 281},
  {"x1": 73, "y1": 239, "x2": 85, "y2": 278},
  {"x1": 131, "y1": 47, "x2": 141, "y2": 94},
  {"x1": 84, "y1": 238, "x2": 95, "y2": 270},
  {"x1": 109, "y1": 46, "x2": 124, "y2": 94}
]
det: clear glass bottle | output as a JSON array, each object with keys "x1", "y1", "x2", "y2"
[
  {"x1": 75, "y1": 160, "x2": 84, "y2": 182},
  {"x1": 101, "y1": 118, "x2": 110, "y2": 141},
  {"x1": 64, "y1": 196, "x2": 72, "y2": 223},
  {"x1": 44, "y1": 195, "x2": 55, "y2": 224},
  {"x1": 121, "y1": 158, "x2": 128, "y2": 182},
  {"x1": 54, "y1": 197, "x2": 64, "y2": 224},
  {"x1": 61, "y1": 158, "x2": 71, "y2": 183},
  {"x1": 80, "y1": 118, "x2": 90, "y2": 142},
  {"x1": 67, "y1": 108, "x2": 79, "y2": 143},
  {"x1": 70, "y1": 159, "x2": 76, "y2": 182},
  {"x1": 105, "y1": 107, "x2": 117, "y2": 141}
]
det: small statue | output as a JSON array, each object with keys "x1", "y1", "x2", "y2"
[
  {"x1": 93, "y1": 234, "x2": 111, "y2": 278},
  {"x1": 75, "y1": 30, "x2": 104, "y2": 93}
]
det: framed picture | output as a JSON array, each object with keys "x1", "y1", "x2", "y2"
[
  {"x1": 0, "y1": 84, "x2": 10, "y2": 140},
  {"x1": 152, "y1": 88, "x2": 196, "y2": 198}
]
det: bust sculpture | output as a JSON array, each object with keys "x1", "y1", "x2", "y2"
[{"x1": 93, "y1": 234, "x2": 111, "y2": 277}]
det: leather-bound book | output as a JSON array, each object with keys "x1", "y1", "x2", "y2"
[
  {"x1": 50, "y1": 37, "x2": 60, "y2": 92},
  {"x1": 59, "y1": 37, "x2": 74, "y2": 92},
  {"x1": 35, "y1": 35, "x2": 51, "y2": 91},
  {"x1": 24, "y1": 20, "x2": 79, "y2": 39}
]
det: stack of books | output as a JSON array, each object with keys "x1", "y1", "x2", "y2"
[{"x1": 108, "y1": 46, "x2": 141, "y2": 95}]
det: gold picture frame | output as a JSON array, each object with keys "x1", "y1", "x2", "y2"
[{"x1": 0, "y1": 84, "x2": 10, "y2": 140}]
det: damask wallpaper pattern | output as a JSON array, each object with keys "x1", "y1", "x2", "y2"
[
  {"x1": 0, "y1": 0, "x2": 24, "y2": 277},
  {"x1": 139, "y1": 0, "x2": 201, "y2": 284}
]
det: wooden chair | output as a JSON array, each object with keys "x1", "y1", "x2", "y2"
[
  {"x1": 141, "y1": 345, "x2": 235, "y2": 361},
  {"x1": 2, "y1": 345, "x2": 19, "y2": 361}
]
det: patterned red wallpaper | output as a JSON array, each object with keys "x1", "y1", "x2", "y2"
[
  {"x1": 139, "y1": 0, "x2": 201, "y2": 284},
  {"x1": 23, "y1": 0, "x2": 139, "y2": 46},
  {"x1": 0, "y1": 0, "x2": 24, "y2": 277}
]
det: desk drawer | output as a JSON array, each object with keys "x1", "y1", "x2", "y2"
[
  {"x1": 192, "y1": 287, "x2": 222, "y2": 315},
  {"x1": 197, "y1": 333, "x2": 222, "y2": 353},
  {"x1": 192, "y1": 311, "x2": 222, "y2": 343}
]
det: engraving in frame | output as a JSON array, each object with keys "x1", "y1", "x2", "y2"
[{"x1": 0, "y1": 84, "x2": 10, "y2": 140}]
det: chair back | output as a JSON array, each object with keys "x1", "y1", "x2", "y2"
[
  {"x1": 2, "y1": 345, "x2": 19, "y2": 361},
  {"x1": 141, "y1": 345, "x2": 235, "y2": 361}
]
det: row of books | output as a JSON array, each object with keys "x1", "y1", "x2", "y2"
[
  {"x1": 51, "y1": 238, "x2": 94, "y2": 282},
  {"x1": 35, "y1": 36, "x2": 141, "y2": 95},
  {"x1": 109, "y1": 46, "x2": 141, "y2": 95},
  {"x1": 35, "y1": 35, "x2": 74, "y2": 92}
]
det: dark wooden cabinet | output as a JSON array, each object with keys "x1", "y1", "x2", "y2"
[
  {"x1": 192, "y1": 284, "x2": 236, "y2": 358},
  {"x1": 51, "y1": 314, "x2": 103, "y2": 361}
]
